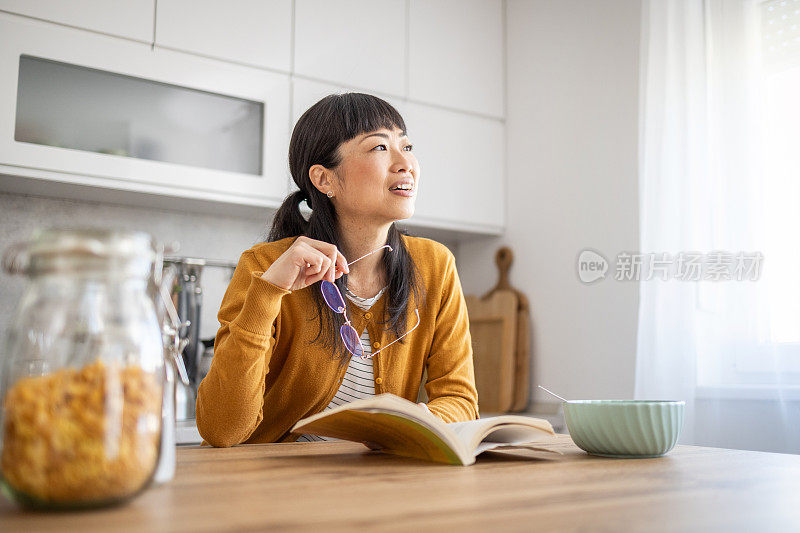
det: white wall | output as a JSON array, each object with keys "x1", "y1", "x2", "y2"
[{"x1": 457, "y1": 0, "x2": 643, "y2": 402}]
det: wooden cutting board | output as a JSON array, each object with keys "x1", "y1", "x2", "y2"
[
  {"x1": 466, "y1": 247, "x2": 532, "y2": 414},
  {"x1": 465, "y1": 289, "x2": 517, "y2": 414},
  {"x1": 510, "y1": 291, "x2": 531, "y2": 412}
]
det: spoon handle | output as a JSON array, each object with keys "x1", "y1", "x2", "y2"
[{"x1": 538, "y1": 385, "x2": 569, "y2": 402}]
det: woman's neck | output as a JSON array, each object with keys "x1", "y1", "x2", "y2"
[{"x1": 337, "y1": 216, "x2": 392, "y2": 288}]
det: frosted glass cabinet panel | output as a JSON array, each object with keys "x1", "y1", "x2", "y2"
[
  {"x1": 0, "y1": 14, "x2": 291, "y2": 212},
  {"x1": 16, "y1": 56, "x2": 263, "y2": 175}
]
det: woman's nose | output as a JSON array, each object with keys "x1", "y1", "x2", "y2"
[{"x1": 391, "y1": 148, "x2": 415, "y2": 174}]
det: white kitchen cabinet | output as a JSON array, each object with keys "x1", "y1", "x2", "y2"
[
  {"x1": 155, "y1": 0, "x2": 292, "y2": 73},
  {"x1": 408, "y1": 0, "x2": 504, "y2": 118},
  {"x1": 0, "y1": 14, "x2": 291, "y2": 213},
  {"x1": 294, "y1": 0, "x2": 406, "y2": 97},
  {"x1": 403, "y1": 101, "x2": 505, "y2": 231},
  {"x1": 0, "y1": 0, "x2": 154, "y2": 42}
]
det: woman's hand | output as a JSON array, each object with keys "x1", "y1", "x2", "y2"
[{"x1": 261, "y1": 236, "x2": 349, "y2": 291}]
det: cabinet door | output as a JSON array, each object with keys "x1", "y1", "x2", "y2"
[
  {"x1": 408, "y1": 0, "x2": 504, "y2": 118},
  {"x1": 0, "y1": 14, "x2": 290, "y2": 206},
  {"x1": 403, "y1": 102, "x2": 505, "y2": 231},
  {"x1": 294, "y1": 0, "x2": 406, "y2": 97},
  {"x1": 0, "y1": 0, "x2": 154, "y2": 42},
  {"x1": 155, "y1": 0, "x2": 292, "y2": 73}
]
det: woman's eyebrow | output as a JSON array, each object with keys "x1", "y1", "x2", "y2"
[
  {"x1": 361, "y1": 133, "x2": 390, "y2": 142},
  {"x1": 360, "y1": 132, "x2": 409, "y2": 143}
]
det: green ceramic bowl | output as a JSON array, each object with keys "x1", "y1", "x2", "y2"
[{"x1": 563, "y1": 400, "x2": 685, "y2": 458}]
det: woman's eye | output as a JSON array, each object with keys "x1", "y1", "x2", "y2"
[{"x1": 369, "y1": 143, "x2": 412, "y2": 152}]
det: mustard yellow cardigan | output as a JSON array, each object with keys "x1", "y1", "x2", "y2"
[{"x1": 196, "y1": 235, "x2": 479, "y2": 447}]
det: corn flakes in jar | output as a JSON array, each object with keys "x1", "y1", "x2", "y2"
[{"x1": 1, "y1": 229, "x2": 165, "y2": 509}]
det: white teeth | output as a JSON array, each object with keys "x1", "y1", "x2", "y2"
[{"x1": 391, "y1": 184, "x2": 413, "y2": 191}]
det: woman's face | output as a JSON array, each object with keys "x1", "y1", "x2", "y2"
[{"x1": 321, "y1": 127, "x2": 419, "y2": 224}]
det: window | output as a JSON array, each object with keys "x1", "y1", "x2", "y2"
[{"x1": 695, "y1": 0, "x2": 800, "y2": 387}]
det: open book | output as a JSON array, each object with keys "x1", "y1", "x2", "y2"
[{"x1": 290, "y1": 393, "x2": 558, "y2": 465}]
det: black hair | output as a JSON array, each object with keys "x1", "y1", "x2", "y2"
[{"x1": 266, "y1": 93, "x2": 425, "y2": 362}]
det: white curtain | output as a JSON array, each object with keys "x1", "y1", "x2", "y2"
[{"x1": 637, "y1": 0, "x2": 799, "y2": 450}]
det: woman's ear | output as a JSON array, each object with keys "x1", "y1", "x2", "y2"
[{"x1": 309, "y1": 164, "x2": 334, "y2": 196}]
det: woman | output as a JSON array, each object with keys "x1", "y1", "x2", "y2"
[{"x1": 196, "y1": 93, "x2": 478, "y2": 447}]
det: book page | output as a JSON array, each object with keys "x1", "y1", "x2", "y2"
[
  {"x1": 448, "y1": 415, "x2": 556, "y2": 456},
  {"x1": 472, "y1": 425, "x2": 559, "y2": 454},
  {"x1": 291, "y1": 394, "x2": 473, "y2": 465},
  {"x1": 295, "y1": 410, "x2": 469, "y2": 464},
  {"x1": 297, "y1": 394, "x2": 442, "y2": 428}
]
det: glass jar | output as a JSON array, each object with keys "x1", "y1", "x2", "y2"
[{"x1": 0, "y1": 228, "x2": 166, "y2": 509}]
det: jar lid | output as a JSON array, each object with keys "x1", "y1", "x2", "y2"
[{"x1": 3, "y1": 227, "x2": 157, "y2": 277}]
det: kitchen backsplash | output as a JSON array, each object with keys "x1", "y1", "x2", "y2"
[{"x1": 0, "y1": 191, "x2": 269, "y2": 345}]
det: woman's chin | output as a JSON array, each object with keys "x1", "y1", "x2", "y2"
[{"x1": 392, "y1": 206, "x2": 415, "y2": 222}]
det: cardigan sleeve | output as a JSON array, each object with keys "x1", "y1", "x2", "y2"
[
  {"x1": 424, "y1": 251, "x2": 480, "y2": 423},
  {"x1": 195, "y1": 250, "x2": 291, "y2": 447}
]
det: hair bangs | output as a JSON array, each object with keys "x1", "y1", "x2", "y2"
[{"x1": 335, "y1": 93, "x2": 407, "y2": 141}]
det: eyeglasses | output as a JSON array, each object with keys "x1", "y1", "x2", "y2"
[{"x1": 320, "y1": 244, "x2": 421, "y2": 359}]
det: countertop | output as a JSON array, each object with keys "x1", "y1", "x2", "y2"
[{"x1": 2, "y1": 434, "x2": 799, "y2": 532}]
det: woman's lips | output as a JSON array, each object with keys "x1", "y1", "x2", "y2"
[{"x1": 390, "y1": 189, "x2": 415, "y2": 197}]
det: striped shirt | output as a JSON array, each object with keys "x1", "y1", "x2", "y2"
[{"x1": 296, "y1": 285, "x2": 387, "y2": 442}]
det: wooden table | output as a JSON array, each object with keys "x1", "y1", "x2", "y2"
[{"x1": 2, "y1": 434, "x2": 799, "y2": 532}]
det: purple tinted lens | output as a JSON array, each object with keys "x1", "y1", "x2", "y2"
[
  {"x1": 340, "y1": 325, "x2": 363, "y2": 357},
  {"x1": 321, "y1": 280, "x2": 346, "y2": 312}
]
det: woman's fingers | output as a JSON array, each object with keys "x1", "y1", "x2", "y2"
[
  {"x1": 335, "y1": 249, "x2": 349, "y2": 275},
  {"x1": 326, "y1": 251, "x2": 338, "y2": 282},
  {"x1": 311, "y1": 240, "x2": 347, "y2": 280},
  {"x1": 302, "y1": 254, "x2": 332, "y2": 286},
  {"x1": 295, "y1": 242, "x2": 325, "y2": 271},
  {"x1": 303, "y1": 269, "x2": 326, "y2": 286},
  {"x1": 276, "y1": 237, "x2": 349, "y2": 290},
  {"x1": 295, "y1": 239, "x2": 346, "y2": 284},
  {"x1": 264, "y1": 237, "x2": 348, "y2": 291},
  {"x1": 301, "y1": 237, "x2": 348, "y2": 267}
]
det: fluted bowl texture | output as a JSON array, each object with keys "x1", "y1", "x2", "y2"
[{"x1": 563, "y1": 400, "x2": 685, "y2": 458}]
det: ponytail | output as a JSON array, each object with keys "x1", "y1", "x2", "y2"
[{"x1": 267, "y1": 190, "x2": 309, "y2": 242}]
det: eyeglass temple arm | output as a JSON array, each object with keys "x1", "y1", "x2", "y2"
[
  {"x1": 369, "y1": 309, "x2": 420, "y2": 358},
  {"x1": 346, "y1": 244, "x2": 393, "y2": 267}
]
